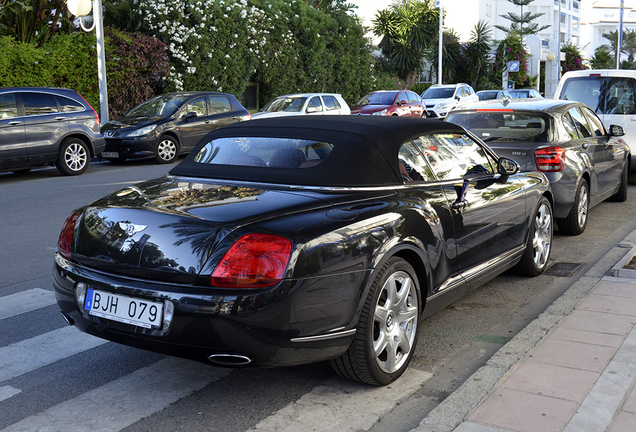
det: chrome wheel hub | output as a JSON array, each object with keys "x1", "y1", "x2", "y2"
[
  {"x1": 157, "y1": 139, "x2": 177, "y2": 161},
  {"x1": 577, "y1": 185, "x2": 588, "y2": 228},
  {"x1": 533, "y1": 203, "x2": 552, "y2": 269},
  {"x1": 65, "y1": 143, "x2": 87, "y2": 171},
  {"x1": 373, "y1": 271, "x2": 418, "y2": 374}
]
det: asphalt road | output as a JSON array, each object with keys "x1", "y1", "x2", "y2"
[{"x1": 1, "y1": 159, "x2": 635, "y2": 432}]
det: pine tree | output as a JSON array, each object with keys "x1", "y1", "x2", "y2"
[{"x1": 494, "y1": 0, "x2": 550, "y2": 36}]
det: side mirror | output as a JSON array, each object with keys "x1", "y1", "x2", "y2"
[
  {"x1": 455, "y1": 95, "x2": 461, "y2": 101},
  {"x1": 609, "y1": 124, "x2": 625, "y2": 137},
  {"x1": 183, "y1": 112, "x2": 198, "y2": 121},
  {"x1": 498, "y1": 157, "x2": 520, "y2": 175},
  {"x1": 306, "y1": 106, "x2": 322, "y2": 113}
]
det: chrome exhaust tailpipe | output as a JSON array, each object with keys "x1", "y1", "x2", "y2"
[
  {"x1": 60, "y1": 311, "x2": 75, "y2": 326},
  {"x1": 208, "y1": 353, "x2": 252, "y2": 366}
]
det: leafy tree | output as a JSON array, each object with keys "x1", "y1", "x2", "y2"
[
  {"x1": 494, "y1": 32, "x2": 531, "y2": 88},
  {"x1": 494, "y1": 0, "x2": 549, "y2": 37},
  {"x1": 561, "y1": 42, "x2": 585, "y2": 74},
  {"x1": 462, "y1": 20, "x2": 493, "y2": 89},
  {"x1": 427, "y1": 30, "x2": 461, "y2": 84},
  {"x1": 598, "y1": 29, "x2": 636, "y2": 64},
  {"x1": 373, "y1": 0, "x2": 439, "y2": 87},
  {"x1": 103, "y1": 0, "x2": 146, "y2": 33}
]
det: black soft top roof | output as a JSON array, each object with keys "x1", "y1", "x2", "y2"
[{"x1": 170, "y1": 115, "x2": 468, "y2": 187}]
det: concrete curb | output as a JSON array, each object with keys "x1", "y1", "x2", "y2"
[{"x1": 411, "y1": 232, "x2": 636, "y2": 432}]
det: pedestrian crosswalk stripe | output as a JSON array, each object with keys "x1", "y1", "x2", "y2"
[
  {"x1": 0, "y1": 386, "x2": 21, "y2": 403},
  {"x1": 0, "y1": 326, "x2": 108, "y2": 382},
  {"x1": 0, "y1": 288, "x2": 57, "y2": 320},
  {"x1": 2, "y1": 357, "x2": 231, "y2": 432},
  {"x1": 247, "y1": 368, "x2": 432, "y2": 432}
]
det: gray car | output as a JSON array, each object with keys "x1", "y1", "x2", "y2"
[
  {"x1": 0, "y1": 87, "x2": 105, "y2": 176},
  {"x1": 447, "y1": 98, "x2": 630, "y2": 235}
]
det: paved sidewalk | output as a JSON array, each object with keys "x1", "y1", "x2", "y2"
[{"x1": 413, "y1": 233, "x2": 636, "y2": 432}]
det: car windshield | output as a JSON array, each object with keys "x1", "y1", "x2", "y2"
[
  {"x1": 261, "y1": 96, "x2": 308, "y2": 113},
  {"x1": 123, "y1": 95, "x2": 190, "y2": 118},
  {"x1": 422, "y1": 87, "x2": 455, "y2": 99},
  {"x1": 448, "y1": 111, "x2": 550, "y2": 142},
  {"x1": 355, "y1": 92, "x2": 398, "y2": 106},
  {"x1": 193, "y1": 137, "x2": 334, "y2": 169}
]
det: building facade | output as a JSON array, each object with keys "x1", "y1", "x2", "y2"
[{"x1": 580, "y1": 0, "x2": 636, "y2": 60}]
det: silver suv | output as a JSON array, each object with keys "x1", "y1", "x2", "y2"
[
  {"x1": 421, "y1": 83, "x2": 479, "y2": 119},
  {"x1": 0, "y1": 87, "x2": 105, "y2": 175}
]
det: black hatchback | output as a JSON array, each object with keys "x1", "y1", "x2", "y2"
[
  {"x1": 100, "y1": 92, "x2": 251, "y2": 164},
  {"x1": 0, "y1": 87, "x2": 104, "y2": 176}
]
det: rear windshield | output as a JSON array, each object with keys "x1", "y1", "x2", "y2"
[
  {"x1": 448, "y1": 111, "x2": 550, "y2": 142},
  {"x1": 355, "y1": 92, "x2": 398, "y2": 106},
  {"x1": 560, "y1": 76, "x2": 636, "y2": 115},
  {"x1": 193, "y1": 137, "x2": 334, "y2": 169}
]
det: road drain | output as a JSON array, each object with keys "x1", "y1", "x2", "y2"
[{"x1": 545, "y1": 262, "x2": 583, "y2": 277}]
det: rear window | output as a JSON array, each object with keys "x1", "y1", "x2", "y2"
[
  {"x1": 355, "y1": 92, "x2": 398, "y2": 106},
  {"x1": 448, "y1": 111, "x2": 550, "y2": 142},
  {"x1": 560, "y1": 76, "x2": 636, "y2": 115},
  {"x1": 193, "y1": 137, "x2": 334, "y2": 169},
  {"x1": 323, "y1": 96, "x2": 341, "y2": 110},
  {"x1": 56, "y1": 96, "x2": 84, "y2": 112}
]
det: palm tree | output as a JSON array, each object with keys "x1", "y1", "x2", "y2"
[
  {"x1": 590, "y1": 48, "x2": 614, "y2": 69},
  {"x1": 0, "y1": 0, "x2": 72, "y2": 45},
  {"x1": 373, "y1": 0, "x2": 438, "y2": 86},
  {"x1": 463, "y1": 21, "x2": 493, "y2": 89},
  {"x1": 427, "y1": 30, "x2": 461, "y2": 84},
  {"x1": 600, "y1": 30, "x2": 629, "y2": 64}
]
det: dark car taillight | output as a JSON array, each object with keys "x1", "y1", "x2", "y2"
[
  {"x1": 534, "y1": 146, "x2": 565, "y2": 172},
  {"x1": 57, "y1": 210, "x2": 81, "y2": 260},
  {"x1": 211, "y1": 233, "x2": 292, "y2": 288}
]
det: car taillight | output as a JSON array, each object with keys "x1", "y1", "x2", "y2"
[
  {"x1": 534, "y1": 146, "x2": 565, "y2": 172},
  {"x1": 211, "y1": 233, "x2": 292, "y2": 288},
  {"x1": 78, "y1": 93, "x2": 100, "y2": 126},
  {"x1": 57, "y1": 210, "x2": 81, "y2": 260}
]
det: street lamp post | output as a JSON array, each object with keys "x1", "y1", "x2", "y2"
[{"x1": 67, "y1": 0, "x2": 109, "y2": 124}]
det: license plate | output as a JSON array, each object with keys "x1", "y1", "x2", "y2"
[
  {"x1": 101, "y1": 152, "x2": 119, "y2": 158},
  {"x1": 84, "y1": 288, "x2": 163, "y2": 329}
]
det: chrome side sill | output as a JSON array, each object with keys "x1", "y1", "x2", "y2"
[{"x1": 291, "y1": 328, "x2": 356, "y2": 343}]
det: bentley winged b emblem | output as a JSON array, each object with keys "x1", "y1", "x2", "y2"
[{"x1": 117, "y1": 222, "x2": 148, "y2": 236}]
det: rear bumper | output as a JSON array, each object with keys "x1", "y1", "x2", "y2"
[{"x1": 53, "y1": 255, "x2": 360, "y2": 367}]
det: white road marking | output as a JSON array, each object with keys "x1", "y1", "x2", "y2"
[
  {"x1": 0, "y1": 289, "x2": 57, "y2": 320},
  {"x1": 0, "y1": 326, "x2": 108, "y2": 382},
  {"x1": 0, "y1": 386, "x2": 21, "y2": 402},
  {"x1": 2, "y1": 357, "x2": 231, "y2": 432},
  {"x1": 247, "y1": 368, "x2": 432, "y2": 432}
]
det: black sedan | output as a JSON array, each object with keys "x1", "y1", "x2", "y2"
[
  {"x1": 100, "y1": 91, "x2": 251, "y2": 164},
  {"x1": 54, "y1": 116, "x2": 553, "y2": 385},
  {"x1": 447, "y1": 99, "x2": 630, "y2": 235}
]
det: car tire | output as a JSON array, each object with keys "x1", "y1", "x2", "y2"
[
  {"x1": 557, "y1": 179, "x2": 589, "y2": 235},
  {"x1": 56, "y1": 138, "x2": 90, "y2": 176},
  {"x1": 330, "y1": 257, "x2": 420, "y2": 385},
  {"x1": 516, "y1": 196, "x2": 553, "y2": 276},
  {"x1": 610, "y1": 163, "x2": 629, "y2": 202},
  {"x1": 154, "y1": 136, "x2": 179, "y2": 164}
]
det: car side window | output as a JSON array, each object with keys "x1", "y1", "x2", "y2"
[
  {"x1": 407, "y1": 91, "x2": 420, "y2": 103},
  {"x1": 21, "y1": 92, "x2": 58, "y2": 116},
  {"x1": 562, "y1": 112, "x2": 580, "y2": 140},
  {"x1": 208, "y1": 96, "x2": 232, "y2": 114},
  {"x1": 185, "y1": 97, "x2": 207, "y2": 117},
  {"x1": 307, "y1": 96, "x2": 323, "y2": 111},
  {"x1": 568, "y1": 107, "x2": 592, "y2": 138},
  {"x1": 420, "y1": 133, "x2": 495, "y2": 181},
  {"x1": 582, "y1": 106, "x2": 605, "y2": 137},
  {"x1": 604, "y1": 78, "x2": 636, "y2": 115},
  {"x1": 398, "y1": 141, "x2": 435, "y2": 183},
  {"x1": 56, "y1": 96, "x2": 84, "y2": 112},
  {"x1": 323, "y1": 96, "x2": 341, "y2": 110},
  {"x1": 0, "y1": 93, "x2": 18, "y2": 119}
]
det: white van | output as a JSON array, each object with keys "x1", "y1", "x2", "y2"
[{"x1": 554, "y1": 69, "x2": 635, "y2": 173}]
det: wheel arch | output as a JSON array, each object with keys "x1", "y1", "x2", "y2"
[{"x1": 58, "y1": 133, "x2": 93, "y2": 157}]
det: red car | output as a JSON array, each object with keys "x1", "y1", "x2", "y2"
[{"x1": 351, "y1": 90, "x2": 427, "y2": 117}]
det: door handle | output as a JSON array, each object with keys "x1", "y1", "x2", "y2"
[
  {"x1": 204, "y1": 120, "x2": 210, "y2": 124},
  {"x1": 581, "y1": 143, "x2": 590, "y2": 149},
  {"x1": 8, "y1": 121, "x2": 21, "y2": 125},
  {"x1": 55, "y1": 117, "x2": 66, "y2": 121}
]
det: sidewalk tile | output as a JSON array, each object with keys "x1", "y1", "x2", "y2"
[
  {"x1": 609, "y1": 412, "x2": 636, "y2": 432},
  {"x1": 500, "y1": 362, "x2": 597, "y2": 401},
  {"x1": 623, "y1": 385, "x2": 636, "y2": 413},
  {"x1": 559, "y1": 310, "x2": 634, "y2": 336},
  {"x1": 527, "y1": 338, "x2": 616, "y2": 372},
  {"x1": 612, "y1": 328, "x2": 636, "y2": 365},
  {"x1": 594, "y1": 280, "x2": 636, "y2": 300},
  {"x1": 550, "y1": 327, "x2": 624, "y2": 348},
  {"x1": 578, "y1": 294, "x2": 636, "y2": 317},
  {"x1": 467, "y1": 388, "x2": 577, "y2": 432}
]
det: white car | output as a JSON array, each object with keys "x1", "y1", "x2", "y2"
[
  {"x1": 421, "y1": 83, "x2": 479, "y2": 119},
  {"x1": 555, "y1": 69, "x2": 636, "y2": 173},
  {"x1": 252, "y1": 93, "x2": 350, "y2": 119}
]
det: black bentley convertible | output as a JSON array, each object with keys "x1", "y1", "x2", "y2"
[{"x1": 54, "y1": 116, "x2": 553, "y2": 385}]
